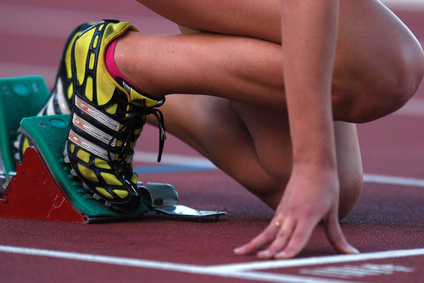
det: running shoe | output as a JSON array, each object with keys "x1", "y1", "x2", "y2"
[
  {"x1": 14, "y1": 23, "x2": 94, "y2": 162},
  {"x1": 64, "y1": 20, "x2": 165, "y2": 212}
]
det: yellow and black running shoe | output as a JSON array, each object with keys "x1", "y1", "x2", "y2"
[
  {"x1": 15, "y1": 23, "x2": 94, "y2": 162},
  {"x1": 65, "y1": 20, "x2": 165, "y2": 212}
]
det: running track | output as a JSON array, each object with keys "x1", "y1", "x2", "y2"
[{"x1": 1, "y1": 1, "x2": 424, "y2": 282}]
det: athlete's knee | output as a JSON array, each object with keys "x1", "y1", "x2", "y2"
[
  {"x1": 362, "y1": 72, "x2": 419, "y2": 121},
  {"x1": 374, "y1": 49, "x2": 424, "y2": 117},
  {"x1": 334, "y1": 53, "x2": 424, "y2": 123}
]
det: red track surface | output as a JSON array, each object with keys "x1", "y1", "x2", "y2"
[{"x1": 1, "y1": 1, "x2": 424, "y2": 282}]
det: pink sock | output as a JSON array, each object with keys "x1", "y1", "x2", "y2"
[{"x1": 105, "y1": 39, "x2": 144, "y2": 93}]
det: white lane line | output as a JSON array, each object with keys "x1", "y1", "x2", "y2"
[
  {"x1": 0, "y1": 245, "x2": 201, "y2": 272},
  {"x1": 0, "y1": 245, "x2": 351, "y2": 283},
  {"x1": 1, "y1": 245, "x2": 422, "y2": 282},
  {"x1": 380, "y1": 0, "x2": 424, "y2": 10},
  {"x1": 393, "y1": 98, "x2": 424, "y2": 118},
  {"x1": 364, "y1": 174, "x2": 424, "y2": 187},
  {"x1": 204, "y1": 270, "x2": 353, "y2": 283},
  {"x1": 208, "y1": 248, "x2": 424, "y2": 272},
  {"x1": 133, "y1": 151, "x2": 217, "y2": 169}
]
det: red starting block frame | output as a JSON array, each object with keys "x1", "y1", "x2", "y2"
[{"x1": 0, "y1": 147, "x2": 87, "y2": 223}]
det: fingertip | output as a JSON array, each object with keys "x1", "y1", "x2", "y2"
[
  {"x1": 257, "y1": 250, "x2": 272, "y2": 260},
  {"x1": 274, "y1": 251, "x2": 288, "y2": 259},
  {"x1": 346, "y1": 245, "x2": 360, "y2": 255},
  {"x1": 233, "y1": 245, "x2": 247, "y2": 255}
]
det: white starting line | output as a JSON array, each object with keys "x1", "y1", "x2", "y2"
[{"x1": 0, "y1": 245, "x2": 422, "y2": 283}]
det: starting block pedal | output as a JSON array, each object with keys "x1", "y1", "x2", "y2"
[
  {"x1": 141, "y1": 183, "x2": 226, "y2": 220},
  {"x1": 0, "y1": 77, "x2": 225, "y2": 222}
]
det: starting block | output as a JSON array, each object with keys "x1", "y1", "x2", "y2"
[
  {"x1": 0, "y1": 76, "x2": 50, "y2": 188},
  {"x1": 0, "y1": 76, "x2": 225, "y2": 223}
]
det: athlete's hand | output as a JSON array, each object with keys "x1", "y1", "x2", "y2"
[{"x1": 233, "y1": 166, "x2": 359, "y2": 259}]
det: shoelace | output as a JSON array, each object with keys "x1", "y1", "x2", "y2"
[
  {"x1": 149, "y1": 108, "x2": 166, "y2": 162},
  {"x1": 108, "y1": 105, "x2": 166, "y2": 166}
]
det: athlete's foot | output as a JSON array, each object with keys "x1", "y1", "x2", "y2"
[{"x1": 65, "y1": 20, "x2": 165, "y2": 212}]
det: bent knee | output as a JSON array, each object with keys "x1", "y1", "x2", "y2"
[
  {"x1": 334, "y1": 71, "x2": 423, "y2": 123},
  {"x1": 372, "y1": 51, "x2": 424, "y2": 119},
  {"x1": 334, "y1": 42, "x2": 424, "y2": 123}
]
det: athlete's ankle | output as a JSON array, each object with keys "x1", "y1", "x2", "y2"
[
  {"x1": 108, "y1": 32, "x2": 164, "y2": 100},
  {"x1": 105, "y1": 38, "x2": 145, "y2": 94}
]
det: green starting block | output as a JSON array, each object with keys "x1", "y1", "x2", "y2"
[{"x1": 0, "y1": 76, "x2": 50, "y2": 179}]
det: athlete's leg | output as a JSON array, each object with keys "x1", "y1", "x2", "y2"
[
  {"x1": 135, "y1": 0, "x2": 424, "y2": 121},
  {"x1": 137, "y1": 0, "x2": 281, "y2": 43},
  {"x1": 148, "y1": 95, "x2": 362, "y2": 219},
  {"x1": 229, "y1": 101, "x2": 363, "y2": 218},
  {"x1": 114, "y1": 31, "x2": 286, "y2": 110}
]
